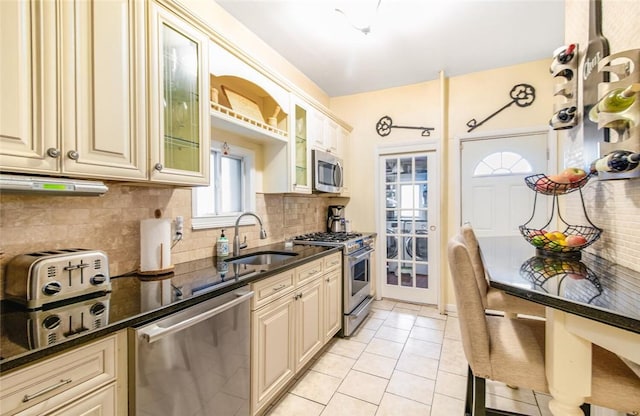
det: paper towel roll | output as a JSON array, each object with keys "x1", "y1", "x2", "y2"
[{"x1": 140, "y1": 218, "x2": 172, "y2": 272}]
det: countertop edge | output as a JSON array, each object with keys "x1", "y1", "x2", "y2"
[
  {"x1": 0, "y1": 246, "x2": 342, "y2": 373},
  {"x1": 490, "y1": 280, "x2": 640, "y2": 334}
]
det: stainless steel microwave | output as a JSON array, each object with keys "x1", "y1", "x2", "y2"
[{"x1": 313, "y1": 149, "x2": 343, "y2": 193}]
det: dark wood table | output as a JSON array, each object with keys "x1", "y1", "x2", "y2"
[{"x1": 479, "y1": 236, "x2": 640, "y2": 416}]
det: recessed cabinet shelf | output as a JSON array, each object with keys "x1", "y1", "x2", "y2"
[
  {"x1": 209, "y1": 73, "x2": 289, "y2": 145},
  {"x1": 210, "y1": 102, "x2": 288, "y2": 144}
]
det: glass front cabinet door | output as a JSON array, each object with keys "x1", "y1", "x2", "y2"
[
  {"x1": 148, "y1": 2, "x2": 210, "y2": 185},
  {"x1": 290, "y1": 98, "x2": 311, "y2": 193}
]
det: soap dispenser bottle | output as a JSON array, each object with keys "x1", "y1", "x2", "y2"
[{"x1": 217, "y1": 229, "x2": 229, "y2": 257}]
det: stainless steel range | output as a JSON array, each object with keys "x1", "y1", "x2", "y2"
[{"x1": 293, "y1": 232, "x2": 375, "y2": 336}]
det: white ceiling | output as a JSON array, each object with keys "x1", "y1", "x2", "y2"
[{"x1": 215, "y1": 0, "x2": 565, "y2": 97}]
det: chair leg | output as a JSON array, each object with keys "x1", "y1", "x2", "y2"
[
  {"x1": 465, "y1": 366, "x2": 530, "y2": 416},
  {"x1": 473, "y1": 375, "x2": 487, "y2": 416},
  {"x1": 465, "y1": 366, "x2": 474, "y2": 416},
  {"x1": 580, "y1": 403, "x2": 591, "y2": 416}
]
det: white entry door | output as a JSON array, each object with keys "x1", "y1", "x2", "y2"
[
  {"x1": 380, "y1": 151, "x2": 438, "y2": 305},
  {"x1": 460, "y1": 132, "x2": 549, "y2": 238}
]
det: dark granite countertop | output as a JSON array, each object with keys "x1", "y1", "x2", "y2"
[
  {"x1": 479, "y1": 236, "x2": 640, "y2": 334},
  {"x1": 0, "y1": 243, "x2": 340, "y2": 373}
]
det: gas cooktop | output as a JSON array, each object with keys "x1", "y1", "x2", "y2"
[
  {"x1": 293, "y1": 232, "x2": 363, "y2": 243},
  {"x1": 293, "y1": 232, "x2": 375, "y2": 255}
]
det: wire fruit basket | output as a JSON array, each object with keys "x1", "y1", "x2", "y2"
[
  {"x1": 519, "y1": 174, "x2": 601, "y2": 259},
  {"x1": 519, "y1": 256, "x2": 602, "y2": 304},
  {"x1": 524, "y1": 173, "x2": 591, "y2": 196}
]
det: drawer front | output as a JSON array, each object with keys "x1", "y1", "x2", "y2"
[
  {"x1": 251, "y1": 270, "x2": 295, "y2": 310},
  {"x1": 323, "y1": 252, "x2": 342, "y2": 272},
  {"x1": 0, "y1": 334, "x2": 118, "y2": 416},
  {"x1": 18, "y1": 383, "x2": 117, "y2": 416},
  {"x1": 296, "y1": 259, "x2": 323, "y2": 286}
]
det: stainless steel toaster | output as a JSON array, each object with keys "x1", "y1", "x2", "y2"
[{"x1": 4, "y1": 249, "x2": 111, "y2": 309}]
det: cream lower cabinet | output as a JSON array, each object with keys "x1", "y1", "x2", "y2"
[
  {"x1": 323, "y1": 268, "x2": 342, "y2": 343},
  {"x1": 251, "y1": 252, "x2": 342, "y2": 415},
  {"x1": 0, "y1": 0, "x2": 147, "y2": 180},
  {"x1": 0, "y1": 331, "x2": 127, "y2": 416},
  {"x1": 251, "y1": 288, "x2": 296, "y2": 416},
  {"x1": 294, "y1": 278, "x2": 323, "y2": 370},
  {"x1": 25, "y1": 384, "x2": 117, "y2": 416},
  {"x1": 323, "y1": 252, "x2": 342, "y2": 343}
]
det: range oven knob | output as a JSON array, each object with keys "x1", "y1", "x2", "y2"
[
  {"x1": 42, "y1": 314, "x2": 61, "y2": 330},
  {"x1": 42, "y1": 281, "x2": 62, "y2": 296},
  {"x1": 90, "y1": 274, "x2": 107, "y2": 285},
  {"x1": 90, "y1": 302, "x2": 106, "y2": 316}
]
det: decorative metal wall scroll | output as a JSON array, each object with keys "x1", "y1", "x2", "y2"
[
  {"x1": 466, "y1": 83, "x2": 536, "y2": 132},
  {"x1": 375, "y1": 116, "x2": 435, "y2": 137}
]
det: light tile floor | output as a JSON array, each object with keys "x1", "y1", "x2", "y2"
[{"x1": 265, "y1": 299, "x2": 554, "y2": 416}]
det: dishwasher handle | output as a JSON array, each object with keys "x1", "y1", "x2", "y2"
[{"x1": 139, "y1": 290, "x2": 254, "y2": 344}]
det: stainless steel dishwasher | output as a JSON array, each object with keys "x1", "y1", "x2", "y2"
[{"x1": 130, "y1": 288, "x2": 254, "y2": 416}]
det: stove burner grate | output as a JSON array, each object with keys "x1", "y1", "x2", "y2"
[{"x1": 293, "y1": 232, "x2": 363, "y2": 243}]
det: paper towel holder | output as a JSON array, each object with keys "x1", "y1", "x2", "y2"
[
  {"x1": 138, "y1": 216, "x2": 175, "y2": 276},
  {"x1": 137, "y1": 249, "x2": 174, "y2": 276}
]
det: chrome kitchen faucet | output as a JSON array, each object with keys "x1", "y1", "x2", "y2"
[{"x1": 233, "y1": 212, "x2": 267, "y2": 256}]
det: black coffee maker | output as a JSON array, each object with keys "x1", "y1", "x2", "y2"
[{"x1": 327, "y1": 205, "x2": 345, "y2": 233}]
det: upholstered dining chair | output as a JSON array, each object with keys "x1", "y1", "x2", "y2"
[
  {"x1": 447, "y1": 237, "x2": 640, "y2": 416},
  {"x1": 460, "y1": 224, "x2": 545, "y2": 318}
]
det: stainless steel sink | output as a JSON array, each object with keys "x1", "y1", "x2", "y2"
[{"x1": 224, "y1": 251, "x2": 298, "y2": 266}]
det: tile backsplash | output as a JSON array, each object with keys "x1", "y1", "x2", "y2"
[
  {"x1": 0, "y1": 183, "x2": 337, "y2": 299},
  {"x1": 563, "y1": 177, "x2": 640, "y2": 272}
]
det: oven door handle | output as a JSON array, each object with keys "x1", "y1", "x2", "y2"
[
  {"x1": 138, "y1": 291, "x2": 254, "y2": 344},
  {"x1": 349, "y1": 248, "x2": 374, "y2": 261}
]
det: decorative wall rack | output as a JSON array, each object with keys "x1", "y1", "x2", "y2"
[
  {"x1": 466, "y1": 83, "x2": 536, "y2": 132},
  {"x1": 375, "y1": 116, "x2": 435, "y2": 137}
]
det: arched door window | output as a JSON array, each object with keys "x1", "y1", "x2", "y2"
[{"x1": 473, "y1": 151, "x2": 532, "y2": 176}]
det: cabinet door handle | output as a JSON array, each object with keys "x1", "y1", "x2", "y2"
[
  {"x1": 272, "y1": 284, "x2": 287, "y2": 292},
  {"x1": 67, "y1": 150, "x2": 79, "y2": 160},
  {"x1": 22, "y1": 379, "x2": 72, "y2": 402},
  {"x1": 326, "y1": 278, "x2": 330, "y2": 282},
  {"x1": 46, "y1": 148, "x2": 60, "y2": 158},
  {"x1": 154, "y1": 163, "x2": 163, "y2": 171}
]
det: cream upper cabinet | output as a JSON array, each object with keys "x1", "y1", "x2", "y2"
[
  {"x1": 0, "y1": 0, "x2": 147, "y2": 180},
  {"x1": 309, "y1": 109, "x2": 340, "y2": 156},
  {"x1": 309, "y1": 107, "x2": 325, "y2": 151},
  {"x1": 323, "y1": 118, "x2": 339, "y2": 155},
  {"x1": 289, "y1": 97, "x2": 312, "y2": 194},
  {"x1": 148, "y1": 1, "x2": 210, "y2": 185},
  {"x1": 60, "y1": 0, "x2": 147, "y2": 179},
  {"x1": 0, "y1": 0, "x2": 56, "y2": 173},
  {"x1": 338, "y1": 126, "x2": 350, "y2": 196}
]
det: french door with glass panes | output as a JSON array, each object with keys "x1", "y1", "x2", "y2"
[{"x1": 380, "y1": 152, "x2": 438, "y2": 304}]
